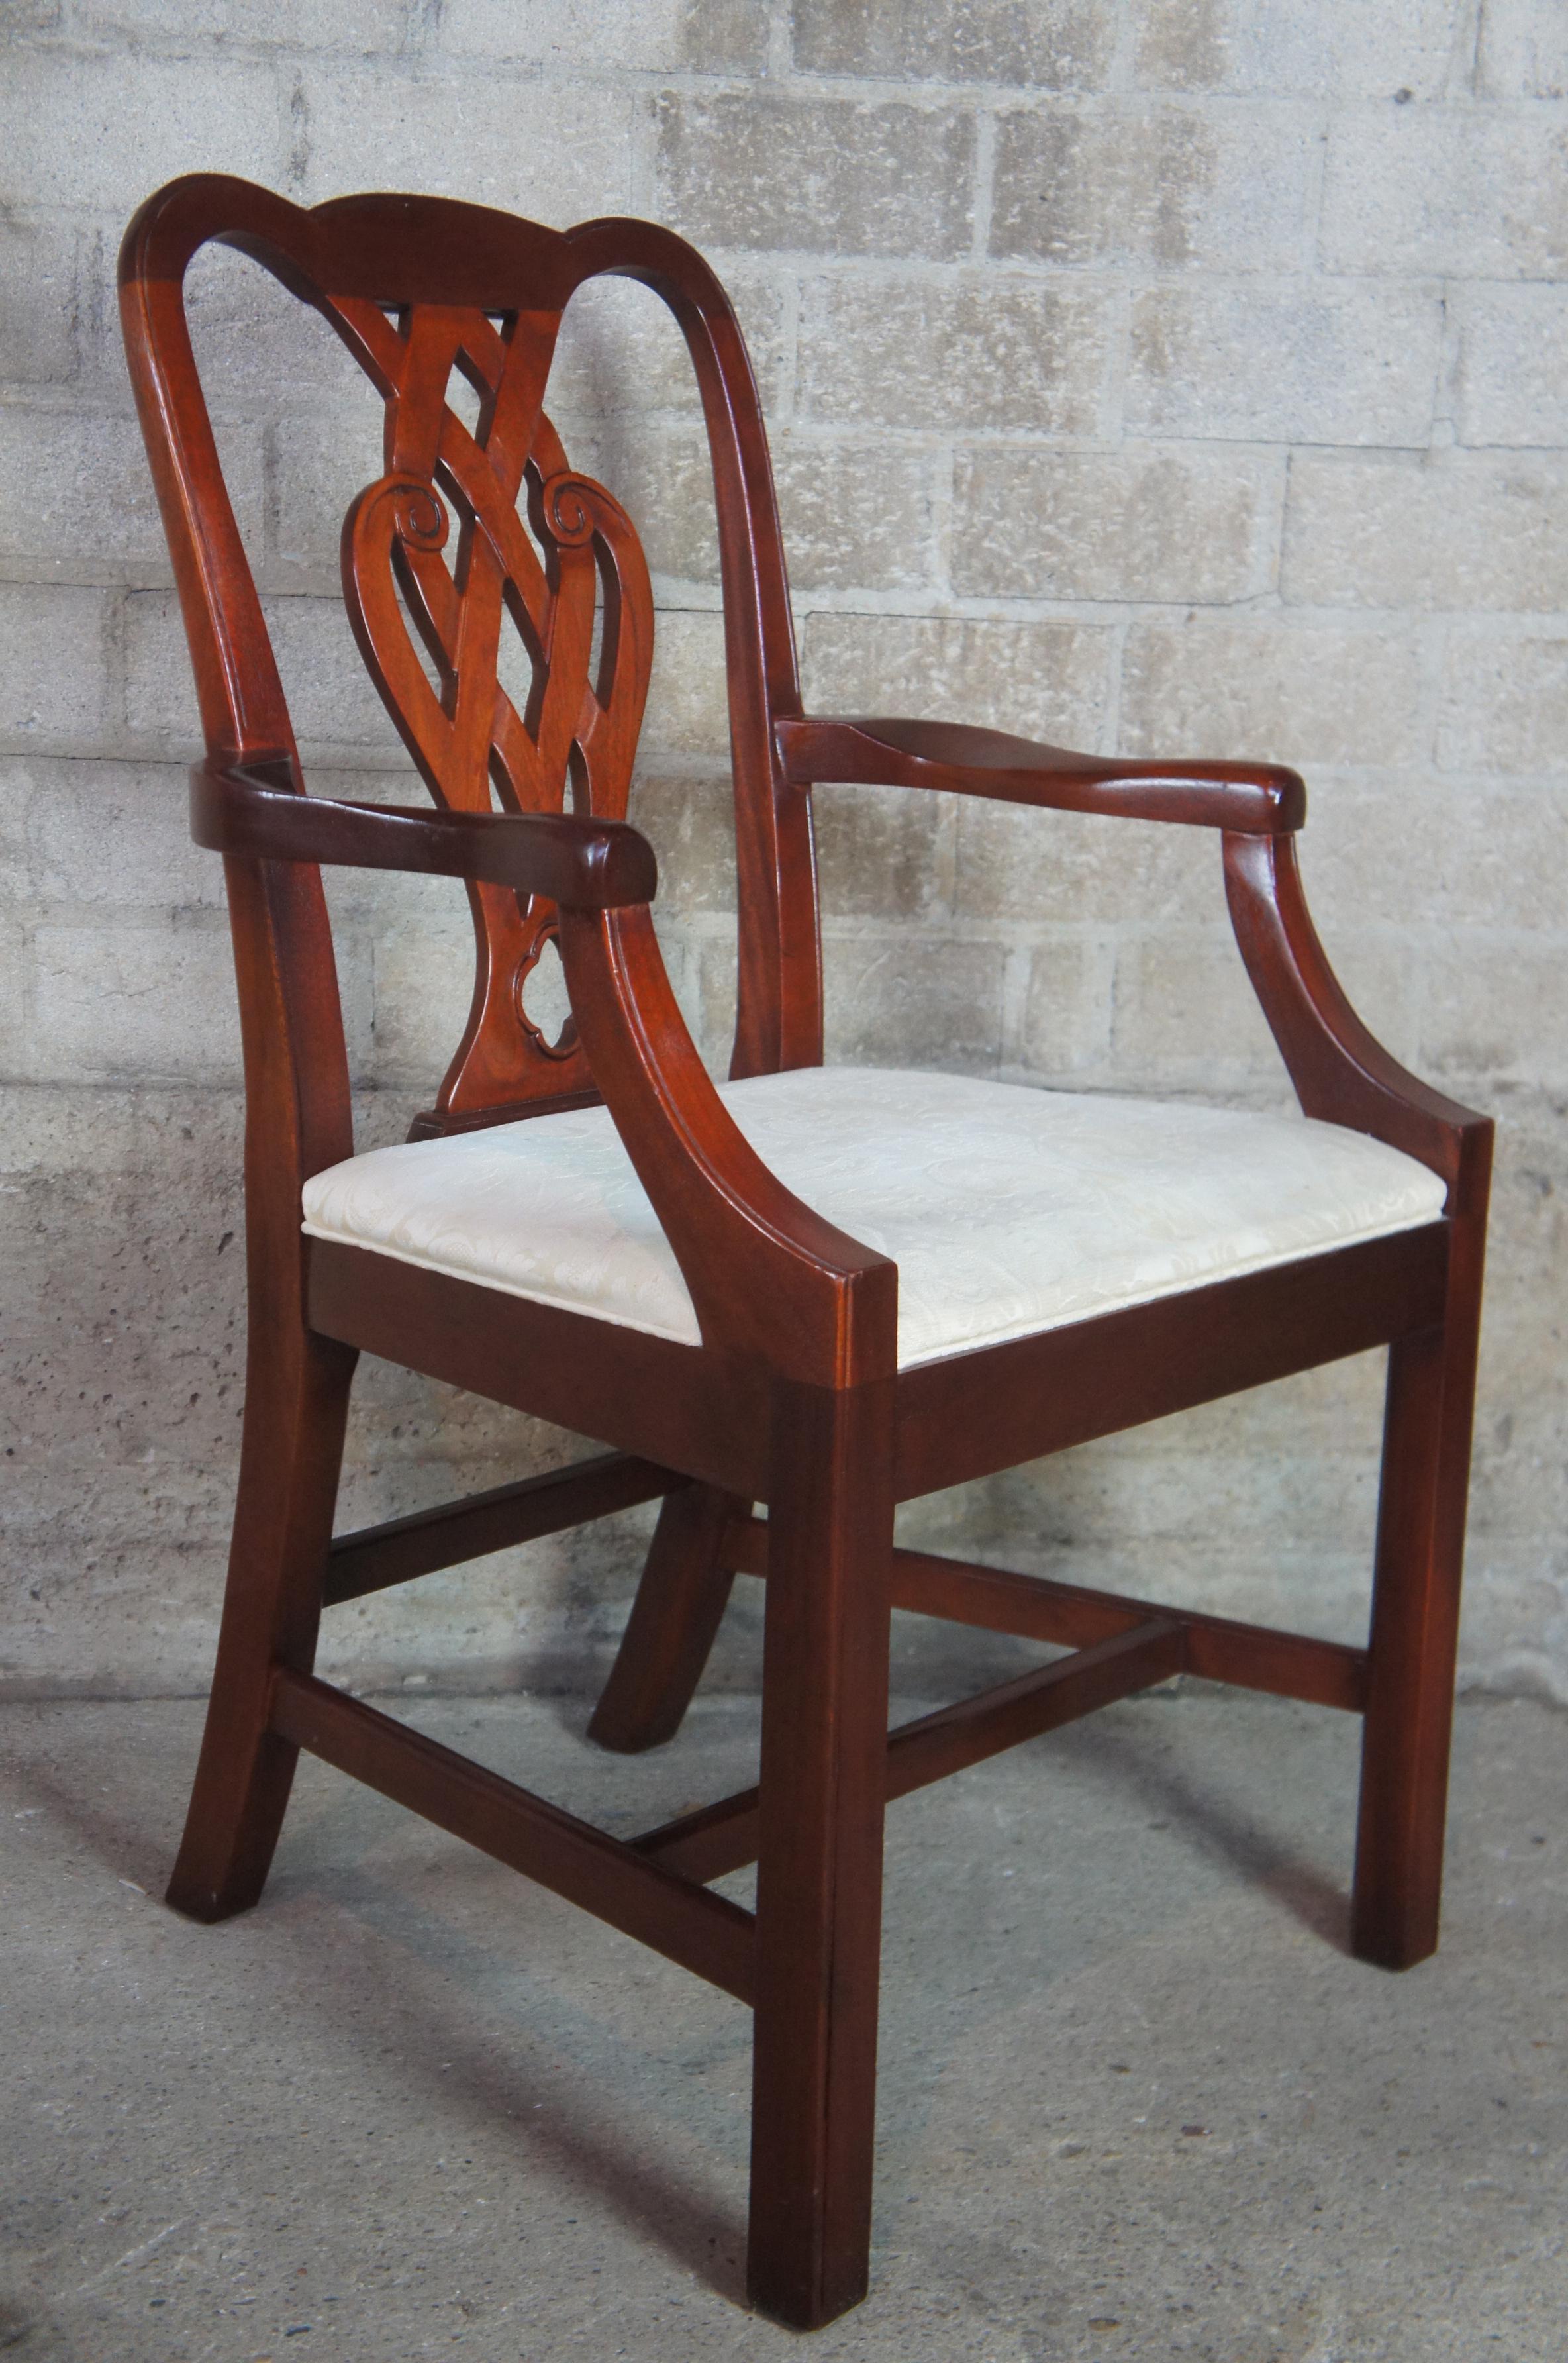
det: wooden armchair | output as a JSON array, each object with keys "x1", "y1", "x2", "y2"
[{"x1": 121, "y1": 174, "x2": 1491, "y2": 2332}]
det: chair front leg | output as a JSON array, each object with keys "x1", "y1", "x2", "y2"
[
  {"x1": 587, "y1": 1482, "x2": 744, "y2": 1752},
  {"x1": 747, "y1": 1377, "x2": 894, "y2": 2330},
  {"x1": 167, "y1": 1321, "x2": 357, "y2": 1923},
  {"x1": 1351, "y1": 1276, "x2": 1484, "y2": 1970}
]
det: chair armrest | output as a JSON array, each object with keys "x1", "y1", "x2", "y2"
[
  {"x1": 200, "y1": 760, "x2": 889, "y2": 1380},
  {"x1": 1224, "y1": 831, "x2": 1492, "y2": 1211},
  {"x1": 191, "y1": 756, "x2": 659, "y2": 909},
  {"x1": 776, "y1": 715, "x2": 1304, "y2": 835},
  {"x1": 556, "y1": 899, "x2": 897, "y2": 1388}
]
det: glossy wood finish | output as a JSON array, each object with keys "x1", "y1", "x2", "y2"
[
  {"x1": 723, "y1": 1519, "x2": 1371, "y2": 1715},
  {"x1": 192, "y1": 754, "x2": 660, "y2": 911},
  {"x1": 893, "y1": 1220, "x2": 1449, "y2": 1500},
  {"x1": 636, "y1": 1619, "x2": 1187, "y2": 1886},
  {"x1": 122, "y1": 171, "x2": 1492, "y2": 2329},
  {"x1": 166, "y1": 1321, "x2": 357, "y2": 1922},
  {"x1": 748, "y1": 1378, "x2": 893, "y2": 2326},
  {"x1": 777, "y1": 713, "x2": 1306, "y2": 832},
  {"x1": 271, "y1": 1667, "x2": 756, "y2": 2001},
  {"x1": 324, "y1": 1451, "x2": 681, "y2": 1608},
  {"x1": 586, "y1": 1482, "x2": 744, "y2": 1752},
  {"x1": 307, "y1": 1235, "x2": 776, "y2": 1499}
]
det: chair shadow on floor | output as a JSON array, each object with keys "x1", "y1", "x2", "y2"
[
  {"x1": 4, "y1": 1719, "x2": 751, "y2": 2305},
  {"x1": 1063, "y1": 1694, "x2": 1355, "y2": 1954},
  {"x1": 5, "y1": 1735, "x2": 179, "y2": 1902},
  {"x1": 270, "y1": 1854, "x2": 754, "y2": 2305}
]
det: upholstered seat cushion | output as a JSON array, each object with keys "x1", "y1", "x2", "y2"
[{"x1": 301, "y1": 1066, "x2": 1447, "y2": 1370}]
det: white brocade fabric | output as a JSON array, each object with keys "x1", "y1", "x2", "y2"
[{"x1": 300, "y1": 1067, "x2": 1447, "y2": 1370}]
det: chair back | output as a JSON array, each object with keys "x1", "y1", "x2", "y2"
[{"x1": 119, "y1": 174, "x2": 822, "y2": 1140}]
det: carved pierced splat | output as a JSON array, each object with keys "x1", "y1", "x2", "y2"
[{"x1": 330, "y1": 297, "x2": 652, "y2": 1134}]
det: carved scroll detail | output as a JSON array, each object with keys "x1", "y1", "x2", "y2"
[{"x1": 330, "y1": 300, "x2": 654, "y2": 1132}]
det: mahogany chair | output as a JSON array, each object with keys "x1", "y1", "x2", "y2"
[{"x1": 121, "y1": 173, "x2": 1491, "y2": 2331}]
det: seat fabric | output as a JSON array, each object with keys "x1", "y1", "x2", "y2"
[{"x1": 301, "y1": 1067, "x2": 1447, "y2": 1371}]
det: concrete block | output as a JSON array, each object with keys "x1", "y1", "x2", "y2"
[
  {"x1": 801, "y1": 611, "x2": 1115, "y2": 747},
  {"x1": 1478, "y1": 1095, "x2": 1568, "y2": 1372},
  {"x1": 182, "y1": 241, "x2": 377, "y2": 415},
  {"x1": 627, "y1": 774, "x2": 736, "y2": 913},
  {"x1": 1127, "y1": 280, "x2": 1442, "y2": 446},
  {"x1": 122, "y1": 593, "x2": 201, "y2": 750},
  {"x1": 1436, "y1": 632, "x2": 1568, "y2": 776},
  {"x1": 1456, "y1": 286, "x2": 1568, "y2": 448},
  {"x1": 954, "y1": 799, "x2": 1213, "y2": 925},
  {"x1": 363, "y1": 897, "x2": 483, "y2": 1095},
  {"x1": 0, "y1": 583, "x2": 113, "y2": 749},
  {"x1": 0, "y1": 405, "x2": 258, "y2": 575},
  {"x1": 1284, "y1": 450, "x2": 1568, "y2": 613},
  {"x1": 0, "y1": 915, "x2": 26, "y2": 1071},
  {"x1": 1420, "y1": 945, "x2": 1568, "y2": 1093},
  {"x1": 124, "y1": 590, "x2": 401, "y2": 760},
  {"x1": 0, "y1": 220, "x2": 79, "y2": 387},
  {"x1": 293, "y1": 69, "x2": 633, "y2": 217},
  {"x1": 29, "y1": 918, "x2": 243, "y2": 1086},
  {"x1": 995, "y1": 1426, "x2": 1384, "y2": 1562},
  {"x1": 270, "y1": 386, "x2": 401, "y2": 570},
  {"x1": 0, "y1": 52, "x2": 285, "y2": 211},
  {"x1": 797, "y1": 272, "x2": 1109, "y2": 434},
  {"x1": 693, "y1": 932, "x2": 740, "y2": 1070},
  {"x1": 262, "y1": 587, "x2": 407, "y2": 764},
  {"x1": 1014, "y1": 936, "x2": 1115, "y2": 1077},
  {"x1": 579, "y1": 425, "x2": 938, "y2": 593},
  {"x1": 1121, "y1": 617, "x2": 1428, "y2": 768},
  {"x1": 0, "y1": 1087, "x2": 250, "y2": 1565},
  {"x1": 550, "y1": 267, "x2": 789, "y2": 420},
  {"x1": 651, "y1": 92, "x2": 975, "y2": 258},
  {"x1": 821, "y1": 929, "x2": 1005, "y2": 1070},
  {"x1": 775, "y1": 435, "x2": 938, "y2": 593},
  {"x1": 1321, "y1": 108, "x2": 1568, "y2": 280},
  {"x1": 791, "y1": 0, "x2": 1113, "y2": 89},
  {"x1": 1299, "y1": 776, "x2": 1568, "y2": 935},
  {"x1": 1479, "y1": 0, "x2": 1568, "y2": 97},
  {"x1": 814, "y1": 781, "x2": 955, "y2": 921},
  {"x1": 1109, "y1": 926, "x2": 1297, "y2": 1094},
  {"x1": 19, "y1": 756, "x2": 219, "y2": 909},
  {"x1": 0, "y1": 764, "x2": 30, "y2": 901},
  {"x1": 640, "y1": 609, "x2": 731, "y2": 758},
  {"x1": 72, "y1": 0, "x2": 404, "y2": 40},
  {"x1": 953, "y1": 445, "x2": 1281, "y2": 605},
  {"x1": 1129, "y1": 0, "x2": 1463, "y2": 99},
  {"x1": 440, "y1": 0, "x2": 768, "y2": 70},
  {"x1": 990, "y1": 104, "x2": 1310, "y2": 271},
  {"x1": 569, "y1": 421, "x2": 722, "y2": 581},
  {"x1": 1309, "y1": 930, "x2": 1421, "y2": 1074}
]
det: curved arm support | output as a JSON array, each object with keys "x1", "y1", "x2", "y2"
[
  {"x1": 1223, "y1": 830, "x2": 1491, "y2": 1210},
  {"x1": 779, "y1": 715, "x2": 1305, "y2": 836},
  {"x1": 556, "y1": 900, "x2": 896, "y2": 1389},
  {"x1": 191, "y1": 758, "x2": 659, "y2": 909}
]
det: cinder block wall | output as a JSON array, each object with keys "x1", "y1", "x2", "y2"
[{"x1": 3, "y1": 1, "x2": 1564, "y2": 1701}]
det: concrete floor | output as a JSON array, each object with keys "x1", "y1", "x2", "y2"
[{"x1": 3, "y1": 1683, "x2": 1565, "y2": 2362}]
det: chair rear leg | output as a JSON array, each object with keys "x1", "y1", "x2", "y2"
[
  {"x1": 1351, "y1": 1303, "x2": 1481, "y2": 1971},
  {"x1": 587, "y1": 1483, "x2": 742, "y2": 1752},
  {"x1": 748, "y1": 1380, "x2": 893, "y2": 2330},
  {"x1": 167, "y1": 1325, "x2": 357, "y2": 1923}
]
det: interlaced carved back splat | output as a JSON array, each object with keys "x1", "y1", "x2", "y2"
[{"x1": 326, "y1": 295, "x2": 652, "y2": 1134}]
